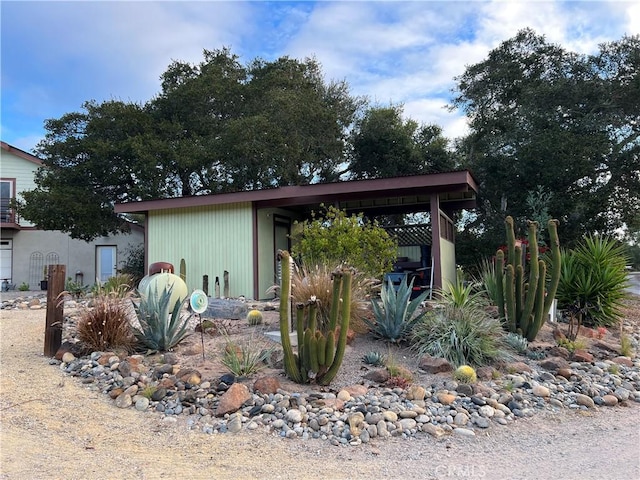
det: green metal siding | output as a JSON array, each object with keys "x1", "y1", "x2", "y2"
[{"x1": 147, "y1": 203, "x2": 254, "y2": 298}]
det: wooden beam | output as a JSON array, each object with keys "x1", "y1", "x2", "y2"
[{"x1": 44, "y1": 264, "x2": 65, "y2": 357}]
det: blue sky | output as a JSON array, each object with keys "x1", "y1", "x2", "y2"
[{"x1": 1, "y1": 1, "x2": 637, "y2": 154}]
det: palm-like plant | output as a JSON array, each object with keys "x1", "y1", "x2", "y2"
[
  {"x1": 556, "y1": 236, "x2": 629, "y2": 331},
  {"x1": 364, "y1": 276, "x2": 430, "y2": 343},
  {"x1": 132, "y1": 285, "x2": 191, "y2": 351}
]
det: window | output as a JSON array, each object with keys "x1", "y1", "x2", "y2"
[{"x1": 0, "y1": 180, "x2": 13, "y2": 222}]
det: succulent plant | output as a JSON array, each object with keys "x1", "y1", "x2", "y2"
[
  {"x1": 496, "y1": 217, "x2": 561, "y2": 342},
  {"x1": 505, "y1": 332, "x2": 529, "y2": 354},
  {"x1": 362, "y1": 351, "x2": 386, "y2": 366},
  {"x1": 277, "y1": 250, "x2": 353, "y2": 385},
  {"x1": 453, "y1": 365, "x2": 477, "y2": 384},
  {"x1": 246, "y1": 309, "x2": 263, "y2": 325}
]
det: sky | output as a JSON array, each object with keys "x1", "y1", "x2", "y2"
[{"x1": 1, "y1": 0, "x2": 638, "y2": 154}]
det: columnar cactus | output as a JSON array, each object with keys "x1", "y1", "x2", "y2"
[
  {"x1": 277, "y1": 250, "x2": 352, "y2": 386},
  {"x1": 495, "y1": 217, "x2": 561, "y2": 341}
]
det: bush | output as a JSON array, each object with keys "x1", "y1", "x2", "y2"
[
  {"x1": 556, "y1": 235, "x2": 629, "y2": 329},
  {"x1": 364, "y1": 276, "x2": 429, "y2": 343},
  {"x1": 291, "y1": 205, "x2": 397, "y2": 279},
  {"x1": 412, "y1": 303, "x2": 508, "y2": 367},
  {"x1": 77, "y1": 290, "x2": 136, "y2": 353},
  {"x1": 99, "y1": 274, "x2": 136, "y2": 297},
  {"x1": 119, "y1": 243, "x2": 145, "y2": 285}
]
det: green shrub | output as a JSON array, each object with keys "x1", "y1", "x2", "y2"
[
  {"x1": 118, "y1": 243, "x2": 145, "y2": 285},
  {"x1": 291, "y1": 205, "x2": 397, "y2": 279},
  {"x1": 100, "y1": 274, "x2": 135, "y2": 297},
  {"x1": 412, "y1": 303, "x2": 508, "y2": 367},
  {"x1": 132, "y1": 285, "x2": 191, "y2": 351},
  {"x1": 556, "y1": 235, "x2": 629, "y2": 329},
  {"x1": 18, "y1": 282, "x2": 29, "y2": 291},
  {"x1": 77, "y1": 290, "x2": 136, "y2": 353},
  {"x1": 364, "y1": 276, "x2": 429, "y2": 343}
]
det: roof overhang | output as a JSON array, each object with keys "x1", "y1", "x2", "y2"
[{"x1": 115, "y1": 170, "x2": 478, "y2": 215}]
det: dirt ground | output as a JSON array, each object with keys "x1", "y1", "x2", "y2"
[{"x1": 1, "y1": 305, "x2": 639, "y2": 480}]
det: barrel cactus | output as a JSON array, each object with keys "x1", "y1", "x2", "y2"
[
  {"x1": 453, "y1": 365, "x2": 477, "y2": 384},
  {"x1": 246, "y1": 309, "x2": 263, "y2": 325}
]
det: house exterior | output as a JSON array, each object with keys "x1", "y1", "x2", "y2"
[
  {"x1": 0, "y1": 141, "x2": 144, "y2": 290},
  {"x1": 115, "y1": 171, "x2": 478, "y2": 300}
]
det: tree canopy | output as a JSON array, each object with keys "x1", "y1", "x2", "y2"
[
  {"x1": 348, "y1": 105, "x2": 456, "y2": 179},
  {"x1": 452, "y1": 29, "x2": 640, "y2": 255},
  {"x1": 18, "y1": 49, "x2": 367, "y2": 240}
]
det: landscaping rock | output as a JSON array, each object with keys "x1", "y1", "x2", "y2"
[{"x1": 419, "y1": 355, "x2": 452, "y2": 373}]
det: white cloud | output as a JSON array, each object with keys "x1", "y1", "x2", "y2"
[{"x1": 1, "y1": 0, "x2": 635, "y2": 151}]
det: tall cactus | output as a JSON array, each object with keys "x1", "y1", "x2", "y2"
[
  {"x1": 277, "y1": 250, "x2": 352, "y2": 386},
  {"x1": 495, "y1": 217, "x2": 561, "y2": 341}
]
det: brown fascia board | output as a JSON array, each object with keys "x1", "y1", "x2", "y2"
[
  {"x1": 1, "y1": 141, "x2": 43, "y2": 166},
  {"x1": 115, "y1": 170, "x2": 478, "y2": 214}
]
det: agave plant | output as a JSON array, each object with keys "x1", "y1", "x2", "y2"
[
  {"x1": 132, "y1": 285, "x2": 191, "y2": 351},
  {"x1": 362, "y1": 351, "x2": 386, "y2": 366},
  {"x1": 364, "y1": 276, "x2": 430, "y2": 343}
]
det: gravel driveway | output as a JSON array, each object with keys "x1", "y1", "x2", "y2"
[{"x1": 1, "y1": 307, "x2": 639, "y2": 480}]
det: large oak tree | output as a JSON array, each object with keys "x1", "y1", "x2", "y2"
[{"x1": 452, "y1": 29, "x2": 639, "y2": 256}]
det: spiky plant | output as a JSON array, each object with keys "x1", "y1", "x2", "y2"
[
  {"x1": 246, "y1": 309, "x2": 263, "y2": 325},
  {"x1": 453, "y1": 365, "x2": 477, "y2": 383},
  {"x1": 362, "y1": 351, "x2": 386, "y2": 366},
  {"x1": 221, "y1": 335, "x2": 276, "y2": 377},
  {"x1": 412, "y1": 303, "x2": 509, "y2": 367},
  {"x1": 364, "y1": 276, "x2": 430, "y2": 343},
  {"x1": 132, "y1": 285, "x2": 191, "y2": 351},
  {"x1": 505, "y1": 332, "x2": 529, "y2": 354}
]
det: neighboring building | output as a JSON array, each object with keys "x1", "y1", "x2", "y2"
[
  {"x1": 115, "y1": 171, "x2": 478, "y2": 300},
  {"x1": 0, "y1": 141, "x2": 144, "y2": 290}
]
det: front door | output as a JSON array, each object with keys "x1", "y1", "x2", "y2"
[
  {"x1": 0, "y1": 239, "x2": 12, "y2": 283},
  {"x1": 96, "y1": 246, "x2": 117, "y2": 283}
]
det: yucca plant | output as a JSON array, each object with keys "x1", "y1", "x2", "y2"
[
  {"x1": 364, "y1": 276, "x2": 430, "y2": 343},
  {"x1": 556, "y1": 235, "x2": 629, "y2": 331},
  {"x1": 474, "y1": 257, "x2": 502, "y2": 306},
  {"x1": 132, "y1": 285, "x2": 191, "y2": 351},
  {"x1": 437, "y1": 276, "x2": 488, "y2": 310}
]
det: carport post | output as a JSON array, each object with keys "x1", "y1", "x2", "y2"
[{"x1": 44, "y1": 264, "x2": 65, "y2": 357}]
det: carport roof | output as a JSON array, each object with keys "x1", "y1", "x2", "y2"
[{"x1": 115, "y1": 170, "x2": 478, "y2": 216}]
